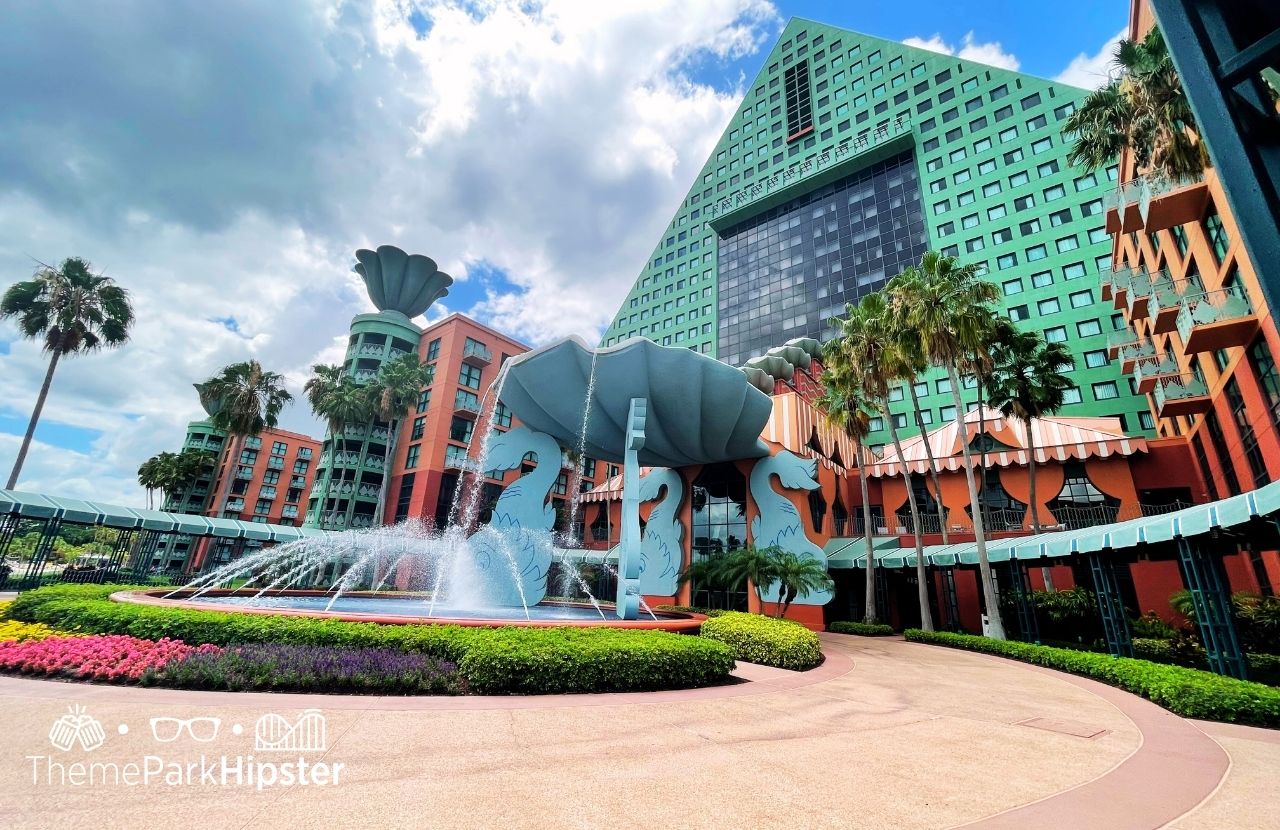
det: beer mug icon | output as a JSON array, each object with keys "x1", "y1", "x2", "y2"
[{"x1": 49, "y1": 704, "x2": 107, "y2": 752}]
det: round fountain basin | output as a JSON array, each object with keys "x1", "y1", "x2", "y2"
[{"x1": 114, "y1": 590, "x2": 705, "y2": 631}]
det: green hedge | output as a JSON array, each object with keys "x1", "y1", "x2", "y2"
[
  {"x1": 700, "y1": 611, "x2": 822, "y2": 670},
  {"x1": 827, "y1": 621, "x2": 895, "y2": 637},
  {"x1": 8, "y1": 584, "x2": 735, "y2": 695},
  {"x1": 905, "y1": 629, "x2": 1280, "y2": 727},
  {"x1": 653, "y1": 605, "x2": 727, "y2": 617}
]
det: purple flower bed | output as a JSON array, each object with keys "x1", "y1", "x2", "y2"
[{"x1": 152, "y1": 644, "x2": 463, "y2": 695}]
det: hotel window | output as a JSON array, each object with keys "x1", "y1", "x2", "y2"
[
  {"x1": 994, "y1": 105, "x2": 1013, "y2": 121},
  {"x1": 239, "y1": 449, "x2": 258, "y2": 465},
  {"x1": 1020, "y1": 218, "x2": 1042, "y2": 236},
  {"x1": 933, "y1": 200, "x2": 951, "y2": 215},
  {"x1": 1076, "y1": 319, "x2": 1102, "y2": 337},
  {"x1": 1063, "y1": 262, "x2": 1087, "y2": 280},
  {"x1": 1192, "y1": 435, "x2": 1220, "y2": 500},
  {"x1": 1031, "y1": 137, "x2": 1053, "y2": 154},
  {"x1": 961, "y1": 213, "x2": 979, "y2": 229},
  {"x1": 271, "y1": 441, "x2": 287, "y2": 456},
  {"x1": 1172, "y1": 225, "x2": 1190, "y2": 256},
  {"x1": 783, "y1": 60, "x2": 813, "y2": 138},
  {"x1": 1026, "y1": 244, "x2": 1048, "y2": 262},
  {"x1": 1138, "y1": 411, "x2": 1155, "y2": 431},
  {"x1": 1062, "y1": 386, "x2": 1082, "y2": 404},
  {"x1": 938, "y1": 221, "x2": 955, "y2": 237},
  {"x1": 1031, "y1": 270, "x2": 1054, "y2": 288},
  {"x1": 1038, "y1": 298, "x2": 1060, "y2": 315},
  {"x1": 957, "y1": 190, "x2": 976, "y2": 206},
  {"x1": 1088, "y1": 227, "x2": 1109, "y2": 244},
  {"x1": 998, "y1": 126, "x2": 1019, "y2": 143},
  {"x1": 1080, "y1": 199, "x2": 1103, "y2": 217},
  {"x1": 965, "y1": 236, "x2": 985, "y2": 253},
  {"x1": 1070, "y1": 290, "x2": 1094, "y2": 308},
  {"x1": 1008, "y1": 171, "x2": 1030, "y2": 188},
  {"x1": 405, "y1": 444, "x2": 420, "y2": 470},
  {"x1": 892, "y1": 414, "x2": 907, "y2": 429},
  {"x1": 888, "y1": 386, "x2": 905, "y2": 402},
  {"x1": 448, "y1": 415, "x2": 474, "y2": 444},
  {"x1": 1044, "y1": 184, "x2": 1066, "y2": 201},
  {"x1": 254, "y1": 500, "x2": 272, "y2": 516},
  {"x1": 1225, "y1": 377, "x2": 1269, "y2": 485},
  {"x1": 1008, "y1": 304, "x2": 1030, "y2": 322},
  {"x1": 868, "y1": 417, "x2": 884, "y2": 432},
  {"x1": 1013, "y1": 194, "x2": 1035, "y2": 210},
  {"x1": 1002, "y1": 278, "x2": 1023, "y2": 296},
  {"x1": 292, "y1": 460, "x2": 309, "y2": 474},
  {"x1": 1091, "y1": 381, "x2": 1119, "y2": 400},
  {"x1": 997, "y1": 253, "x2": 1018, "y2": 270},
  {"x1": 1249, "y1": 340, "x2": 1280, "y2": 431},
  {"x1": 1205, "y1": 411, "x2": 1242, "y2": 495},
  {"x1": 458, "y1": 363, "x2": 483, "y2": 390},
  {"x1": 1027, "y1": 114, "x2": 1048, "y2": 131},
  {"x1": 411, "y1": 416, "x2": 425, "y2": 440},
  {"x1": 988, "y1": 204, "x2": 1007, "y2": 220},
  {"x1": 1055, "y1": 235, "x2": 1080, "y2": 253},
  {"x1": 936, "y1": 378, "x2": 953, "y2": 395},
  {"x1": 426, "y1": 338, "x2": 441, "y2": 361},
  {"x1": 1036, "y1": 160, "x2": 1060, "y2": 177},
  {"x1": 262, "y1": 469, "x2": 280, "y2": 485},
  {"x1": 416, "y1": 389, "x2": 431, "y2": 413},
  {"x1": 974, "y1": 137, "x2": 992, "y2": 153},
  {"x1": 940, "y1": 405, "x2": 957, "y2": 421},
  {"x1": 978, "y1": 159, "x2": 997, "y2": 176},
  {"x1": 982, "y1": 181, "x2": 1002, "y2": 197},
  {"x1": 992, "y1": 228, "x2": 1013, "y2": 245},
  {"x1": 1045, "y1": 326, "x2": 1068, "y2": 344},
  {"x1": 1083, "y1": 349, "x2": 1109, "y2": 368},
  {"x1": 1204, "y1": 204, "x2": 1230, "y2": 262}
]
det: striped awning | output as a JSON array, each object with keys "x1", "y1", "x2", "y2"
[
  {"x1": 762, "y1": 391, "x2": 867, "y2": 470},
  {"x1": 866, "y1": 407, "x2": 1146, "y2": 477},
  {"x1": 579, "y1": 468, "x2": 654, "y2": 503},
  {"x1": 840, "y1": 478, "x2": 1280, "y2": 567}
]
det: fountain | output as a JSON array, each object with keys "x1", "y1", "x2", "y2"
[{"x1": 118, "y1": 248, "x2": 774, "y2": 629}]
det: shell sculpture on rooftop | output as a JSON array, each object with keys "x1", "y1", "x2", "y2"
[{"x1": 353, "y1": 244, "x2": 454, "y2": 320}]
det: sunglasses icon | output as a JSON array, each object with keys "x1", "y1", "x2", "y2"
[{"x1": 149, "y1": 717, "x2": 222, "y2": 743}]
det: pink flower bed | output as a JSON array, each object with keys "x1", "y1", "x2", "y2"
[{"x1": 0, "y1": 635, "x2": 220, "y2": 682}]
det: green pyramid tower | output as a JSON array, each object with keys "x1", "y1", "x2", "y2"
[{"x1": 602, "y1": 18, "x2": 1149, "y2": 450}]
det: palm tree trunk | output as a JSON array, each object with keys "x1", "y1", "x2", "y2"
[
  {"x1": 6, "y1": 347, "x2": 63, "y2": 489},
  {"x1": 946, "y1": 365, "x2": 1006, "y2": 639},
  {"x1": 1025, "y1": 417, "x2": 1054, "y2": 591},
  {"x1": 855, "y1": 443, "x2": 877, "y2": 624},
  {"x1": 886, "y1": 410, "x2": 934, "y2": 632},
  {"x1": 906, "y1": 381, "x2": 949, "y2": 543},
  {"x1": 977, "y1": 376, "x2": 988, "y2": 528},
  {"x1": 373, "y1": 421, "x2": 398, "y2": 526}
]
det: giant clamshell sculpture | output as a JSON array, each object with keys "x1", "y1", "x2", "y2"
[{"x1": 353, "y1": 245, "x2": 453, "y2": 320}]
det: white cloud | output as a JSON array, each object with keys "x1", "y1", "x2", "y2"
[
  {"x1": 903, "y1": 31, "x2": 1020, "y2": 71},
  {"x1": 0, "y1": 0, "x2": 781, "y2": 504},
  {"x1": 1055, "y1": 29, "x2": 1125, "y2": 90}
]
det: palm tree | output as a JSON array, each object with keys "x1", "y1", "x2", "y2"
[
  {"x1": 365, "y1": 353, "x2": 433, "y2": 526},
  {"x1": 886, "y1": 276, "x2": 950, "y2": 544},
  {"x1": 676, "y1": 555, "x2": 731, "y2": 608},
  {"x1": 970, "y1": 316, "x2": 1021, "y2": 524},
  {"x1": 815, "y1": 366, "x2": 879, "y2": 624},
  {"x1": 831, "y1": 293, "x2": 934, "y2": 632},
  {"x1": 1064, "y1": 27, "x2": 1207, "y2": 180},
  {"x1": 892, "y1": 251, "x2": 1007, "y2": 639},
  {"x1": 305, "y1": 364, "x2": 374, "y2": 528},
  {"x1": 715, "y1": 544, "x2": 781, "y2": 611},
  {"x1": 167, "y1": 447, "x2": 214, "y2": 512},
  {"x1": 1, "y1": 257, "x2": 134, "y2": 488},
  {"x1": 137, "y1": 453, "x2": 168, "y2": 509},
  {"x1": 986, "y1": 330, "x2": 1074, "y2": 591},
  {"x1": 200, "y1": 361, "x2": 293, "y2": 522},
  {"x1": 771, "y1": 550, "x2": 835, "y2": 619}
]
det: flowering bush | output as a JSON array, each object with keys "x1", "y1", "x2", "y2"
[
  {"x1": 0, "y1": 601, "x2": 13, "y2": 618},
  {"x1": 156, "y1": 644, "x2": 463, "y2": 694},
  {"x1": 0, "y1": 619, "x2": 64, "y2": 643},
  {"x1": 0, "y1": 635, "x2": 219, "y2": 682}
]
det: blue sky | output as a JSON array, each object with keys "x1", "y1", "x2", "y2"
[{"x1": 0, "y1": 0, "x2": 1126, "y2": 503}]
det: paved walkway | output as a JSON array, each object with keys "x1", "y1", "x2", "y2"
[{"x1": 0, "y1": 634, "x2": 1274, "y2": 829}]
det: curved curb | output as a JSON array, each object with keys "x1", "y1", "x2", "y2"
[
  {"x1": 0, "y1": 646, "x2": 854, "y2": 712},
  {"x1": 934, "y1": 650, "x2": 1231, "y2": 830}
]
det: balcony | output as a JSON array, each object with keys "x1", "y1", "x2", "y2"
[
  {"x1": 355, "y1": 342, "x2": 386, "y2": 358},
  {"x1": 1126, "y1": 273, "x2": 1156, "y2": 321},
  {"x1": 1153, "y1": 375, "x2": 1212, "y2": 418},
  {"x1": 454, "y1": 395, "x2": 482, "y2": 419},
  {"x1": 227, "y1": 498, "x2": 246, "y2": 512},
  {"x1": 350, "y1": 515, "x2": 374, "y2": 530},
  {"x1": 369, "y1": 426, "x2": 391, "y2": 443},
  {"x1": 1107, "y1": 266, "x2": 1147, "y2": 311},
  {"x1": 1103, "y1": 179, "x2": 1144, "y2": 234},
  {"x1": 235, "y1": 467, "x2": 253, "y2": 480},
  {"x1": 1133, "y1": 354, "x2": 1181, "y2": 394},
  {"x1": 352, "y1": 369, "x2": 377, "y2": 383},
  {"x1": 244, "y1": 436, "x2": 262, "y2": 450},
  {"x1": 356, "y1": 484, "x2": 381, "y2": 500},
  {"x1": 1108, "y1": 332, "x2": 1155, "y2": 372},
  {"x1": 259, "y1": 486, "x2": 277, "y2": 500},
  {"x1": 281, "y1": 506, "x2": 298, "y2": 520},
  {"x1": 462, "y1": 339, "x2": 493, "y2": 367},
  {"x1": 444, "y1": 450, "x2": 473, "y2": 471},
  {"x1": 290, "y1": 475, "x2": 307, "y2": 488},
  {"x1": 341, "y1": 424, "x2": 368, "y2": 440},
  {"x1": 1138, "y1": 172, "x2": 1209, "y2": 233},
  {"x1": 1147, "y1": 273, "x2": 1196, "y2": 334},
  {"x1": 266, "y1": 456, "x2": 284, "y2": 470},
  {"x1": 297, "y1": 447, "x2": 313, "y2": 460},
  {"x1": 363, "y1": 456, "x2": 386, "y2": 472},
  {"x1": 1175, "y1": 286, "x2": 1259, "y2": 354}
]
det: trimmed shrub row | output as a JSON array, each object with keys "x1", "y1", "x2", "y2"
[
  {"x1": 828, "y1": 621, "x2": 894, "y2": 637},
  {"x1": 653, "y1": 605, "x2": 727, "y2": 617},
  {"x1": 700, "y1": 611, "x2": 822, "y2": 670},
  {"x1": 7, "y1": 585, "x2": 735, "y2": 695},
  {"x1": 905, "y1": 629, "x2": 1280, "y2": 727}
]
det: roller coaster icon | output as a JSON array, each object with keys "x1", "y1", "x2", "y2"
[{"x1": 254, "y1": 709, "x2": 327, "y2": 752}]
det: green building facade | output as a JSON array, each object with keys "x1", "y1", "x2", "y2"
[{"x1": 602, "y1": 18, "x2": 1152, "y2": 449}]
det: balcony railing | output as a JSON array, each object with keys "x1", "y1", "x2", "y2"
[
  {"x1": 352, "y1": 370, "x2": 377, "y2": 383},
  {"x1": 454, "y1": 396, "x2": 482, "y2": 418},
  {"x1": 1176, "y1": 286, "x2": 1259, "y2": 354},
  {"x1": 356, "y1": 484, "x2": 381, "y2": 500},
  {"x1": 363, "y1": 456, "x2": 386, "y2": 471},
  {"x1": 369, "y1": 426, "x2": 391, "y2": 442},
  {"x1": 1133, "y1": 354, "x2": 1181, "y2": 393},
  {"x1": 297, "y1": 448, "x2": 312, "y2": 460},
  {"x1": 235, "y1": 467, "x2": 253, "y2": 480},
  {"x1": 342, "y1": 425, "x2": 368, "y2": 439},
  {"x1": 357, "y1": 343, "x2": 386, "y2": 357},
  {"x1": 290, "y1": 475, "x2": 307, "y2": 488},
  {"x1": 1107, "y1": 332, "x2": 1155, "y2": 372},
  {"x1": 462, "y1": 340, "x2": 493, "y2": 366},
  {"x1": 1126, "y1": 272, "x2": 1158, "y2": 320},
  {"x1": 1153, "y1": 374, "x2": 1211, "y2": 418},
  {"x1": 227, "y1": 499, "x2": 246, "y2": 512},
  {"x1": 281, "y1": 506, "x2": 298, "y2": 519},
  {"x1": 1138, "y1": 172, "x2": 1209, "y2": 233},
  {"x1": 1107, "y1": 266, "x2": 1148, "y2": 310},
  {"x1": 266, "y1": 456, "x2": 284, "y2": 470},
  {"x1": 1104, "y1": 179, "x2": 1145, "y2": 234},
  {"x1": 1148, "y1": 272, "x2": 1197, "y2": 334},
  {"x1": 259, "y1": 486, "x2": 277, "y2": 500}
]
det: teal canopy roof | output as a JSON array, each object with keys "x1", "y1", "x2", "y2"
[
  {"x1": 836, "y1": 479, "x2": 1280, "y2": 568},
  {"x1": 0, "y1": 489, "x2": 324, "y2": 543}
]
